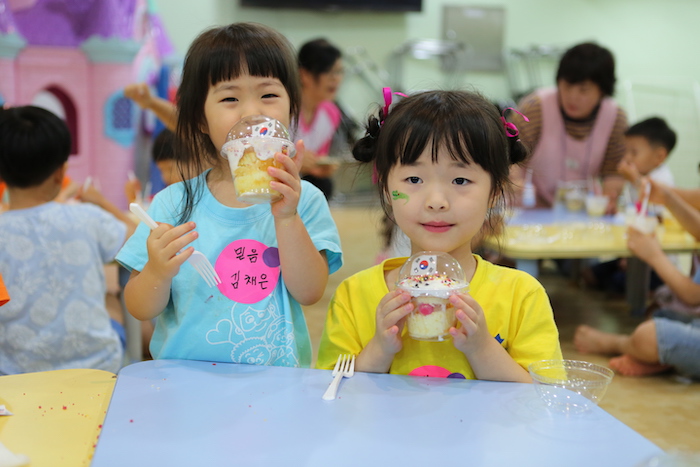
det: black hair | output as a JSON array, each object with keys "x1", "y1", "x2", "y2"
[
  {"x1": 175, "y1": 22, "x2": 301, "y2": 224},
  {"x1": 625, "y1": 117, "x2": 677, "y2": 154},
  {"x1": 0, "y1": 106, "x2": 71, "y2": 188},
  {"x1": 152, "y1": 128, "x2": 175, "y2": 162},
  {"x1": 353, "y1": 90, "x2": 528, "y2": 236},
  {"x1": 298, "y1": 38, "x2": 342, "y2": 77},
  {"x1": 556, "y1": 42, "x2": 616, "y2": 96}
]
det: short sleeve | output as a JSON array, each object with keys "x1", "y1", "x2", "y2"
[
  {"x1": 298, "y1": 181, "x2": 343, "y2": 274},
  {"x1": 507, "y1": 281, "x2": 563, "y2": 369},
  {"x1": 78, "y1": 204, "x2": 127, "y2": 263},
  {"x1": 316, "y1": 281, "x2": 364, "y2": 370}
]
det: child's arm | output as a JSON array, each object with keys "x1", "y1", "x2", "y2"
[
  {"x1": 300, "y1": 147, "x2": 339, "y2": 178},
  {"x1": 617, "y1": 158, "x2": 641, "y2": 185},
  {"x1": 268, "y1": 142, "x2": 328, "y2": 305},
  {"x1": 650, "y1": 180, "x2": 700, "y2": 240},
  {"x1": 124, "y1": 83, "x2": 177, "y2": 132},
  {"x1": 123, "y1": 221, "x2": 198, "y2": 320},
  {"x1": 448, "y1": 293, "x2": 532, "y2": 383},
  {"x1": 54, "y1": 178, "x2": 79, "y2": 203},
  {"x1": 78, "y1": 184, "x2": 137, "y2": 238},
  {"x1": 627, "y1": 227, "x2": 700, "y2": 305},
  {"x1": 602, "y1": 175, "x2": 625, "y2": 214}
]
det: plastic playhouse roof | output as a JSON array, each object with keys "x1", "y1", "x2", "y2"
[{"x1": 1, "y1": 0, "x2": 142, "y2": 47}]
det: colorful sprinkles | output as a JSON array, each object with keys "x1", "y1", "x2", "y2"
[{"x1": 402, "y1": 273, "x2": 461, "y2": 289}]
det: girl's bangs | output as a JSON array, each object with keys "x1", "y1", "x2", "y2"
[
  {"x1": 205, "y1": 43, "x2": 290, "y2": 87},
  {"x1": 396, "y1": 121, "x2": 475, "y2": 167}
]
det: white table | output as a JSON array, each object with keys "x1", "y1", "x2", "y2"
[{"x1": 92, "y1": 359, "x2": 663, "y2": 467}]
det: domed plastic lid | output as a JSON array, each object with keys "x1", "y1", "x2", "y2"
[
  {"x1": 220, "y1": 115, "x2": 295, "y2": 160},
  {"x1": 226, "y1": 115, "x2": 291, "y2": 141},
  {"x1": 396, "y1": 251, "x2": 469, "y2": 298}
]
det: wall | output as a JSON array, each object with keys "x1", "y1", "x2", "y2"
[{"x1": 155, "y1": 0, "x2": 700, "y2": 188}]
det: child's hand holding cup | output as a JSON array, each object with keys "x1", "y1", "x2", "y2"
[
  {"x1": 221, "y1": 115, "x2": 296, "y2": 204},
  {"x1": 625, "y1": 213, "x2": 660, "y2": 235}
]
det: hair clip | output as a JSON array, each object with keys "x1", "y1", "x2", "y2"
[
  {"x1": 501, "y1": 107, "x2": 529, "y2": 137},
  {"x1": 381, "y1": 87, "x2": 407, "y2": 125}
]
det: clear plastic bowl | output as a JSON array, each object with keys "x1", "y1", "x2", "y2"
[{"x1": 529, "y1": 359, "x2": 614, "y2": 414}]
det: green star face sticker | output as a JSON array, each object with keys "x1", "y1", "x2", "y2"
[{"x1": 391, "y1": 190, "x2": 409, "y2": 204}]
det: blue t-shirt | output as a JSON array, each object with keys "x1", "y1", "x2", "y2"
[
  {"x1": 0, "y1": 202, "x2": 126, "y2": 375},
  {"x1": 116, "y1": 172, "x2": 342, "y2": 368}
]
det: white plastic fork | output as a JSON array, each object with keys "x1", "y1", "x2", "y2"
[
  {"x1": 322, "y1": 354, "x2": 355, "y2": 401},
  {"x1": 129, "y1": 203, "x2": 222, "y2": 288}
]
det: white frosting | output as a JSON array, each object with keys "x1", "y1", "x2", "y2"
[
  {"x1": 397, "y1": 274, "x2": 468, "y2": 299},
  {"x1": 221, "y1": 136, "x2": 294, "y2": 164}
]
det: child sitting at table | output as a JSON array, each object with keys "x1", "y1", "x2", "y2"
[
  {"x1": 575, "y1": 178, "x2": 700, "y2": 379},
  {"x1": 316, "y1": 90, "x2": 562, "y2": 381},
  {"x1": 116, "y1": 23, "x2": 342, "y2": 368},
  {"x1": 584, "y1": 117, "x2": 677, "y2": 293},
  {"x1": 0, "y1": 106, "x2": 128, "y2": 375},
  {"x1": 616, "y1": 117, "x2": 676, "y2": 203}
]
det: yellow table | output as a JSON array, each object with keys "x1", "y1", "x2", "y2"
[
  {"x1": 482, "y1": 209, "x2": 700, "y2": 312},
  {"x1": 0, "y1": 369, "x2": 116, "y2": 467}
]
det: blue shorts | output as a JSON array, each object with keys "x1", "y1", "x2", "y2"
[
  {"x1": 654, "y1": 313, "x2": 700, "y2": 379},
  {"x1": 110, "y1": 318, "x2": 127, "y2": 350}
]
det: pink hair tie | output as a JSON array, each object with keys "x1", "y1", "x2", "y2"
[
  {"x1": 381, "y1": 87, "x2": 407, "y2": 124},
  {"x1": 500, "y1": 107, "x2": 529, "y2": 137}
]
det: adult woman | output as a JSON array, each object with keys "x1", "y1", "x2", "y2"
[
  {"x1": 293, "y1": 38, "x2": 346, "y2": 200},
  {"x1": 512, "y1": 42, "x2": 627, "y2": 212}
]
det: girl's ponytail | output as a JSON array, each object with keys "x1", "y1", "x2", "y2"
[
  {"x1": 352, "y1": 114, "x2": 382, "y2": 163},
  {"x1": 500, "y1": 108, "x2": 530, "y2": 166},
  {"x1": 508, "y1": 137, "x2": 530, "y2": 166}
]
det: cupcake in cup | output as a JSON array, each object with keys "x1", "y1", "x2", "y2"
[
  {"x1": 220, "y1": 115, "x2": 296, "y2": 204},
  {"x1": 396, "y1": 252, "x2": 469, "y2": 342}
]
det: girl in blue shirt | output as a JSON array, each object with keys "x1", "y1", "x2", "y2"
[{"x1": 117, "y1": 23, "x2": 342, "y2": 367}]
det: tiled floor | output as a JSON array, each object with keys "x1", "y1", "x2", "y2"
[{"x1": 304, "y1": 204, "x2": 700, "y2": 454}]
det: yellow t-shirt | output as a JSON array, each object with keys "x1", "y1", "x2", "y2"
[{"x1": 317, "y1": 255, "x2": 562, "y2": 379}]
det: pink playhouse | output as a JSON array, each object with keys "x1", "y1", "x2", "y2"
[{"x1": 0, "y1": 0, "x2": 176, "y2": 208}]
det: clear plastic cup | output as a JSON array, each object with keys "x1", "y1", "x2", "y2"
[
  {"x1": 396, "y1": 251, "x2": 469, "y2": 342},
  {"x1": 220, "y1": 115, "x2": 296, "y2": 204},
  {"x1": 625, "y1": 213, "x2": 659, "y2": 234},
  {"x1": 585, "y1": 194, "x2": 608, "y2": 217}
]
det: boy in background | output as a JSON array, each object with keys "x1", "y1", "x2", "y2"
[
  {"x1": 124, "y1": 128, "x2": 178, "y2": 204},
  {"x1": 584, "y1": 117, "x2": 677, "y2": 293},
  {"x1": 0, "y1": 106, "x2": 127, "y2": 375},
  {"x1": 617, "y1": 116, "x2": 675, "y2": 203}
]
